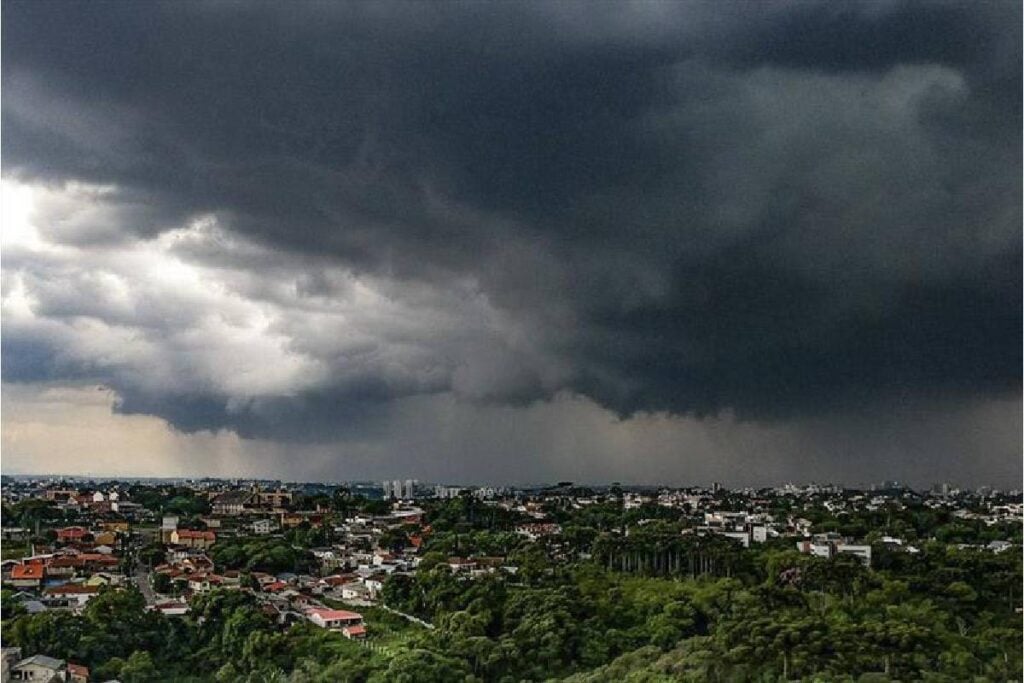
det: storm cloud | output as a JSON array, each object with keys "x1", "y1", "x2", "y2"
[{"x1": 1, "y1": 1, "x2": 1020, "y2": 483}]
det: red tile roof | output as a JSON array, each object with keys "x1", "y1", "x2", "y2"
[
  {"x1": 11, "y1": 564, "x2": 44, "y2": 580},
  {"x1": 306, "y1": 606, "x2": 362, "y2": 621},
  {"x1": 68, "y1": 663, "x2": 89, "y2": 678},
  {"x1": 57, "y1": 527, "x2": 89, "y2": 539}
]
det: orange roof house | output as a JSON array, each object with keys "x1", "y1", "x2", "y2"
[
  {"x1": 57, "y1": 527, "x2": 90, "y2": 542},
  {"x1": 10, "y1": 564, "x2": 45, "y2": 583}
]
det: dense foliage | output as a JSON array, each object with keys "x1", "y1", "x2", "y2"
[{"x1": 209, "y1": 537, "x2": 315, "y2": 574}]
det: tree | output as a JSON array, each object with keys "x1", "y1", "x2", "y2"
[
  {"x1": 370, "y1": 648, "x2": 472, "y2": 683},
  {"x1": 152, "y1": 572, "x2": 172, "y2": 594},
  {"x1": 120, "y1": 651, "x2": 158, "y2": 682}
]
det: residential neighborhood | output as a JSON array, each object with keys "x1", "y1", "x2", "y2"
[{"x1": 1, "y1": 476, "x2": 1020, "y2": 681}]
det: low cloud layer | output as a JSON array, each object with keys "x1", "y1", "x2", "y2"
[{"x1": 1, "y1": 2, "x2": 1020, "y2": 484}]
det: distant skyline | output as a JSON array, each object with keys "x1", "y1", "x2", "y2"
[
  {"x1": 2, "y1": 2, "x2": 1021, "y2": 486},
  {"x1": 1, "y1": 470, "x2": 1014, "y2": 493}
]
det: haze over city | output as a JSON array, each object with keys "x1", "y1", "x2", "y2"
[{"x1": 2, "y1": 2, "x2": 1020, "y2": 487}]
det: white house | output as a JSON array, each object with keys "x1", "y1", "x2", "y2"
[
  {"x1": 304, "y1": 607, "x2": 366, "y2": 638},
  {"x1": 9, "y1": 654, "x2": 66, "y2": 681},
  {"x1": 253, "y1": 519, "x2": 277, "y2": 535},
  {"x1": 340, "y1": 582, "x2": 371, "y2": 601}
]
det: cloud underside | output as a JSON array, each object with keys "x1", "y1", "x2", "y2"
[{"x1": 1, "y1": 2, "x2": 1020, "y2": 479}]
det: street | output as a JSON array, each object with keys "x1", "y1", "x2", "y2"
[{"x1": 135, "y1": 565, "x2": 157, "y2": 606}]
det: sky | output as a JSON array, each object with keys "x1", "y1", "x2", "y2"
[{"x1": 1, "y1": 1, "x2": 1020, "y2": 487}]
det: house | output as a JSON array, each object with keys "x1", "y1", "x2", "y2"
[
  {"x1": 92, "y1": 531, "x2": 118, "y2": 546},
  {"x1": 303, "y1": 607, "x2": 366, "y2": 638},
  {"x1": 447, "y1": 557, "x2": 478, "y2": 572},
  {"x1": 152, "y1": 600, "x2": 189, "y2": 616},
  {"x1": 68, "y1": 662, "x2": 89, "y2": 683},
  {"x1": 339, "y1": 582, "x2": 371, "y2": 601},
  {"x1": 220, "y1": 570, "x2": 242, "y2": 587},
  {"x1": 84, "y1": 573, "x2": 122, "y2": 587},
  {"x1": 514, "y1": 523, "x2": 561, "y2": 540},
  {"x1": 56, "y1": 527, "x2": 90, "y2": 544},
  {"x1": 9, "y1": 563, "x2": 44, "y2": 589},
  {"x1": 45, "y1": 556, "x2": 80, "y2": 578},
  {"x1": 211, "y1": 490, "x2": 258, "y2": 516},
  {"x1": 252, "y1": 519, "x2": 277, "y2": 535},
  {"x1": 363, "y1": 576, "x2": 385, "y2": 597},
  {"x1": 1, "y1": 528, "x2": 29, "y2": 542},
  {"x1": 187, "y1": 574, "x2": 218, "y2": 594},
  {"x1": 160, "y1": 516, "x2": 180, "y2": 543},
  {"x1": 795, "y1": 540, "x2": 834, "y2": 559},
  {"x1": 43, "y1": 584, "x2": 102, "y2": 609},
  {"x1": 170, "y1": 529, "x2": 216, "y2": 549},
  {"x1": 9, "y1": 654, "x2": 66, "y2": 681}
]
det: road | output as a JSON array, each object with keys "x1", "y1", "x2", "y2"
[{"x1": 135, "y1": 566, "x2": 158, "y2": 605}]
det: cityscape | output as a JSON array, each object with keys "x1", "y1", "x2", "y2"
[
  {"x1": 2, "y1": 1, "x2": 1021, "y2": 681},
  {"x1": 0, "y1": 475, "x2": 1021, "y2": 680}
]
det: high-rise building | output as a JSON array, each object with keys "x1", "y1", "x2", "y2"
[{"x1": 434, "y1": 485, "x2": 462, "y2": 499}]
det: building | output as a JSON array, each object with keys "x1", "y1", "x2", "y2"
[
  {"x1": 381, "y1": 480, "x2": 399, "y2": 500},
  {"x1": 304, "y1": 607, "x2": 366, "y2": 638},
  {"x1": 795, "y1": 538, "x2": 872, "y2": 567},
  {"x1": 9, "y1": 654, "x2": 66, "y2": 682},
  {"x1": 434, "y1": 486, "x2": 463, "y2": 499},
  {"x1": 211, "y1": 490, "x2": 257, "y2": 516},
  {"x1": 161, "y1": 516, "x2": 179, "y2": 544},
  {"x1": 170, "y1": 529, "x2": 216, "y2": 549},
  {"x1": 9, "y1": 564, "x2": 44, "y2": 589},
  {"x1": 252, "y1": 518, "x2": 277, "y2": 535},
  {"x1": 211, "y1": 486, "x2": 292, "y2": 515},
  {"x1": 68, "y1": 662, "x2": 89, "y2": 683},
  {"x1": 43, "y1": 584, "x2": 102, "y2": 609},
  {"x1": 56, "y1": 527, "x2": 89, "y2": 544},
  {"x1": 836, "y1": 544, "x2": 872, "y2": 566},
  {"x1": 257, "y1": 488, "x2": 293, "y2": 508}
]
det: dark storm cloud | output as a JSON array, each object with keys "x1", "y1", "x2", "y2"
[{"x1": 2, "y1": 0, "x2": 1020, "y2": 438}]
